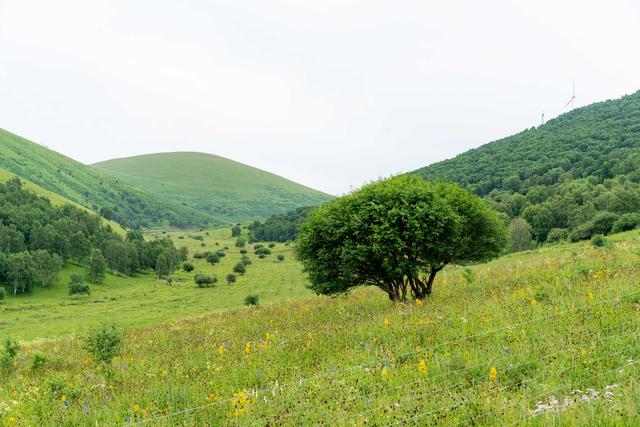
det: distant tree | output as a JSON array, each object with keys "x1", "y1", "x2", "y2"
[
  {"x1": 183, "y1": 262, "x2": 195, "y2": 272},
  {"x1": 296, "y1": 176, "x2": 506, "y2": 301},
  {"x1": 612, "y1": 213, "x2": 640, "y2": 233},
  {"x1": 178, "y1": 247, "x2": 189, "y2": 261},
  {"x1": 104, "y1": 241, "x2": 128, "y2": 275},
  {"x1": 69, "y1": 231, "x2": 91, "y2": 262},
  {"x1": 206, "y1": 253, "x2": 220, "y2": 265},
  {"x1": 68, "y1": 274, "x2": 90, "y2": 295},
  {"x1": 32, "y1": 250, "x2": 63, "y2": 287},
  {"x1": 195, "y1": 274, "x2": 217, "y2": 288},
  {"x1": 0, "y1": 225, "x2": 26, "y2": 253},
  {"x1": 233, "y1": 262, "x2": 247, "y2": 275},
  {"x1": 239, "y1": 249, "x2": 247, "y2": 255},
  {"x1": 244, "y1": 294, "x2": 259, "y2": 307},
  {"x1": 241, "y1": 256, "x2": 252, "y2": 266},
  {"x1": 277, "y1": 254, "x2": 285, "y2": 262},
  {"x1": 87, "y1": 249, "x2": 107, "y2": 284},
  {"x1": 155, "y1": 253, "x2": 170, "y2": 279},
  {"x1": 231, "y1": 226, "x2": 241, "y2": 237},
  {"x1": 508, "y1": 218, "x2": 532, "y2": 252},
  {"x1": 268, "y1": 243, "x2": 276, "y2": 248},
  {"x1": 0, "y1": 252, "x2": 8, "y2": 283},
  {"x1": 225, "y1": 273, "x2": 237, "y2": 285},
  {"x1": 521, "y1": 204, "x2": 556, "y2": 242},
  {"x1": 235, "y1": 237, "x2": 246, "y2": 248},
  {"x1": 7, "y1": 252, "x2": 36, "y2": 296},
  {"x1": 99, "y1": 207, "x2": 115, "y2": 221}
]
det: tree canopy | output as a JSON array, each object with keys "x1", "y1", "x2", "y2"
[{"x1": 295, "y1": 176, "x2": 505, "y2": 302}]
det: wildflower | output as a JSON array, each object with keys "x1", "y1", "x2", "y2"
[
  {"x1": 133, "y1": 404, "x2": 140, "y2": 413},
  {"x1": 218, "y1": 344, "x2": 225, "y2": 356},
  {"x1": 229, "y1": 391, "x2": 251, "y2": 417},
  {"x1": 418, "y1": 360, "x2": 427, "y2": 374},
  {"x1": 530, "y1": 298, "x2": 537, "y2": 306},
  {"x1": 588, "y1": 292, "x2": 593, "y2": 300},
  {"x1": 245, "y1": 342, "x2": 251, "y2": 354},
  {"x1": 489, "y1": 367, "x2": 497, "y2": 382},
  {"x1": 265, "y1": 332, "x2": 272, "y2": 341},
  {"x1": 60, "y1": 394, "x2": 67, "y2": 402},
  {"x1": 384, "y1": 317, "x2": 390, "y2": 327},
  {"x1": 208, "y1": 393, "x2": 217, "y2": 402},
  {"x1": 9, "y1": 417, "x2": 17, "y2": 424},
  {"x1": 161, "y1": 370, "x2": 168, "y2": 378},
  {"x1": 381, "y1": 367, "x2": 389, "y2": 378},
  {"x1": 415, "y1": 299, "x2": 423, "y2": 307}
]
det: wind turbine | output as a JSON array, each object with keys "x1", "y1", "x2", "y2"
[{"x1": 564, "y1": 81, "x2": 576, "y2": 110}]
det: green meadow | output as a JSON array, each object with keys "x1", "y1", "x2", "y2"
[{"x1": 2, "y1": 229, "x2": 640, "y2": 425}]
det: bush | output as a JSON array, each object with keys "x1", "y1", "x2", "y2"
[
  {"x1": 591, "y1": 234, "x2": 607, "y2": 247},
  {"x1": 183, "y1": 262, "x2": 195, "y2": 272},
  {"x1": 239, "y1": 249, "x2": 247, "y2": 255},
  {"x1": 591, "y1": 211, "x2": 619, "y2": 235},
  {"x1": 277, "y1": 254, "x2": 285, "y2": 262},
  {"x1": 546, "y1": 228, "x2": 568, "y2": 244},
  {"x1": 195, "y1": 274, "x2": 217, "y2": 288},
  {"x1": 268, "y1": 243, "x2": 276, "y2": 248},
  {"x1": 611, "y1": 213, "x2": 640, "y2": 234},
  {"x1": 569, "y1": 222, "x2": 595, "y2": 242},
  {"x1": 244, "y1": 294, "x2": 260, "y2": 307},
  {"x1": 193, "y1": 252, "x2": 206, "y2": 259},
  {"x1": 200, "y1": 242, "x2": 206, "y2": 247},
  {"x1": 0, "y1": 338, "x2": 20, "y2": 369},
  {"x1": 233, "y1": 262, "x2": 247, "y2": 275},
  {"x1": 0, "y1": 287, "x2": 5, "y2": 301},
  {"x1": 255, "y1": 247, "x2": 271, "y2": 256},
  {"x1": 215, "y1": 250, "x2": 226, "y2": 258},
  {"x1": 241, "y1": 256, "x2": 252, "y2": 265},
  {"x1": 225, "y1": 274, "x2": 237, "y2": 285},
  {"x1": 68, "y1": 274, "x2": 90, "y2": 295},
  {"x1": 84, "y1": 321, "x2": 123, "y2": 363},
  {"x1": 206, "y1": 253, "x2": 220, "y2": 265},
  {"x1": 31, "y1": 352, "x2": 48, "y2": 370}
]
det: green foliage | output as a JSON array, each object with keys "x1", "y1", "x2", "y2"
[
  {"x1": 183, "y1": 262, "x2": 195, "y2": 272},
  {"x1": 0, "y1": 337, "x2": 19, "y2": 369},
  {"x1": 215, "y1": 250, "x2": 226, "y2": 258},
  {"x1": 92, "y1": 152, "x2": 332, "y2": 226},
  {"x1": 7, "y1": 251, "x2": 36, "y2": 296},
  {"x1": 241, "y1": 256, "x2": 252, "y2": 265},
  {"x1": 590, "y1": 234, "x2": 607, "y2": 247},
  {"x1": 612, "y1": 213, "x2": 640, "y2": 233},
  {"x1": 255, "y1": 247, "x2": 271, "y2": 256},
  {"x1": 155, "y1": 253, "x2": 170, "y2": 279},
  {"x1": 31, "y1": 353, "x2": 48, "y2": 371},
  {"x1": 32, "y1": 249, "x2": 63, "y2": 287},
  {"x1": 277, "y1": 254, "x2": 285, "y2": 262},
  {"x1": 413, "y1": 91, "x2": 640, "y2": 243},
  {"x1": 248, "y1": 206, "x2": 316, "y2": 242},
  {"x1": 87, "y1": 249, "x2": 106, "y2": 284},
  {"x1": 233, "y1": 262, "x2": 247, "y2": 275},
  {"x1": 0, "y1": 286, "x2": 5, "y2": 300},
  {"x1": 225, "y1": 273, "x2": 237, "y2": 285},
  {"x1": 194, "y1": 274, "x2": 217, "y2": 288},
  {"x1": 206, "y1": 253, "x2": 220, "y2": 265},
  {"x1": 508, "y1": 218, "x2": 532, "y2": 252},
  {"x1": 68, "y1": 274, "x2": 90, "y2": 295},
  {"x1": 231, "y1": 225, "x2": 241, "y2": 237},
  {"x1": 461, "y1": 267, "x2": 475, "y2": 284},
  {"x1": 244, "y1": 294, "x2": 259, "y2": 307},
  {"x1": 0, "y1": 129, "x2": 210, "y2": 228},
  {"x1": 235, "y1": 237, "x2": 246, "y2": 248},
  {"x1": 296, "y1": 176, "x2": 506, "y2": 301},
  {"x1": 84, "y1": 321, "x2": 123, "y2": 363},
  {"x1": 546, "y1": 228, "x2": 568, "y2": 244}
]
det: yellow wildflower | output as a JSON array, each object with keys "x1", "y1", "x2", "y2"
[
  {"x1": 133, "y1": 404, "x2": 140, "y2": 412},
  {"x1": 415, "y1": 299, "x2": 423, "y2": 307},
  {"x1": 489, "y1": 367, "x2": 497, "y2": 382},
  {"x1": 381, "y1": 367, "x2": 389, "y2": 378},
  {"x1": 208, "y1": 393, "x2": 217, "y2": 402},
  {"x1": 9, "y1": 417, "x2": 17, "y2": 424},
  {"x1": 530, "y1": 298, "x2": 537, "y2": 305},
  {"x1": 244, "y1": 342, "x2": 251, "y2": 354},
  {"x1": 418, "y1": 360, "x2": 427, "y2": 374},
  {"x1": 218, "y1": 344, "x2": 225, "y2": 356},
  {"x1": 384, "y1": 317, "x2": 390, "y2": 327},
  {"x1": 265, "y1": 332, "x2": 272, "y2": 341},
  {"x1": 60, "y1": 394, "x2": 67, "y2": 402},
  {"x1": 588, "y1": 292, "x2": 593, "y2": 300},
  {"x1": 161, "y1": 370, "x2": 168, "y2": 378}
]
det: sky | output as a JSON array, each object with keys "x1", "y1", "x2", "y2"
[{"x1": 1, "y1": 0, "x2": 639, "y2": 195}]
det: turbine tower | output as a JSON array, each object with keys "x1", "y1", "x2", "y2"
[{"x1": 564, "y1": 81, "x2": 576, "y2": 110}]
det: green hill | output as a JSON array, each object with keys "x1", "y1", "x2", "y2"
[
  {"x1": 414, "y1": 90, "x2": 640, "y2": 243},
  {"x1": 92, "y1": 152, "x2": 333, "y2": 224},
  {"x1": 0, "y1": 129, "x2": 211, "y2": 229}
]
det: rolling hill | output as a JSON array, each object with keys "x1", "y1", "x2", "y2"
[
  {"x1": 413, "y1": 90, "x2": 640, "y2": 243},
  {"x1": 92, "y1": 152, "x2": 333, "y2": 225},
  {"x1": 0, "y1": 129, "x2": 214, "y2": 229}
]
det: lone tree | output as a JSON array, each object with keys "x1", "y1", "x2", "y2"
[
  {"x1": 295, "y1": 176, "x2": 506, "y2": 302},
  {"x1": 32, "y1": 250, "x2": 63, "y2": 287},
  {"x1": 87, "y1": 249, "x2": 107, "y2": 284}
]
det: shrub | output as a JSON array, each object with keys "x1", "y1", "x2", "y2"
[
  {"x1": 195, "y1": 274, "x2": 217, "y2": 288},
  {"x1": 68, "y1": 274, "x2": 90, "y2": 295},
  {"x1": 268, "y1": 243, "x2": 276, "y2": 248},
  {"x1": 193, "y1": 252, "x2": 206, "y2": 259},
  {"x1": 84, "y1": 321, "x2": 123, "y2": 363},
  {"x1": 235, "y1": 238, "x2": 246, "y2": 248},
  {"x1": 461, "y1": 267, "x2": 475, "y2": 284},
  {"x1": 200, "y1": 242, "x2": 206, "y2": 247},
  {"x1": 277, "y1": 254, "x2": 285, "y2": 262},
  {"x1": 0, "y1": 287, "x2": 5, "y2": 301},
  {"x1": 611, "y1": 213, "x2": 640, "y2": 234},
  {"x1": 0, "y1": 337, "x2": 20, "y2": 369},
  {"x1": 241, "y1": 256, "x2": 252, "y2": 265},
  {"x1": 244, "y1": 294, "x2": 260, "y2": 307},
  {"x1": 546, "y1": 228, "x2": 568, "y2": 244},
  {"x1": 192, "y1": 235, "x2": 204, "y2": 241},
  {"x1": 569, "y1": 222, "x2": 595, "y2": 242},
  {"x1": 591, "y1": 234, "x2": 607, "y2": 247},
  {"x1": 591, "y1": 212, "x2": 619, "y2": 235},
  {"x1": 31, "y1": 352, "x2": 48, "y2": 370},
  {"x1": 225, "y1": 274, "x2": 237, "y2": 285},
  {"x1": 183, "y1": 262, "x2": 195, "y2": 272},
  {"x1": 240, "y1": 249, "x2": 247, "y2": 255},
  {"x1": 233, "y1": 262, "x2": 247, "y2": 275},
  {"x1": 206, "y1": 253, "x2": 220, "y2": 265},
  {"x1": 215, "y1": 250, "x2": 226, "y2": 258},
  {"x1": 255, "y1": 247, "x2": 271, "y2": 256}
]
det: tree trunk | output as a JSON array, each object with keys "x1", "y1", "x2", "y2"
[{"x1": 425, "y1": 267, "x2": 440, "y2": 295}]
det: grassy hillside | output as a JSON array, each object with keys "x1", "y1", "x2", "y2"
[
  {"x1": 2, "y1": 228, "x2": 640, "y2": 424},
  {"x1": 0, "y1": 166, "x2": 125, "y2": 235},
  {"x1": 93, "y1": 152, "x2": 333, "y2": 224},
  {"x1": 0, "y1": 129, "x2": 211, "y2": 228},
  {"x1": 413, "y1": 90, "x2": 640, "y2": 243}
]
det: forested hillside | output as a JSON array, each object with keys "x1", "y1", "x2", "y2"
[
  {"x1": 93, "y1": 152, "x2": 333, "y2": 225},
  {"x1": 414, "y1": 90, "x2": 640, "y2": 244},
  {"x1": 0, "y1": 129, "x2": 211, "y2": 228}
]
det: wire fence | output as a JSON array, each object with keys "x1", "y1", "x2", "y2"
[{"x1": 125, "y1": 288, "x2": 639, "y2": 426}]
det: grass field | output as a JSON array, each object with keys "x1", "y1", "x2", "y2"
[
  {"x1": 0, "y1": 227, "x2": 312, "y2": 342},
  {"x1": 93, "y1": 152, "x2": 333, "y2": 224},
  {"x1": 2, "y1": 229, "x2": 640, "y2": 425}
]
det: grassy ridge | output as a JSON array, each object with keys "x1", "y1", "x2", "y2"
[
  {"x1": 0, "y1": 129, "x2": 211, "y2": 228},
  {"x1": 92, "y1": 152, "x2": 333, "y2": 224},
  {"x1": 2, "y1": 229, "x2": 640, "y2": 425}
]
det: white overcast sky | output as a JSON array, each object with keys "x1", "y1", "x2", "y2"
[{"x1": 1, "y1": 0, "x2": 639, "y2": 195}]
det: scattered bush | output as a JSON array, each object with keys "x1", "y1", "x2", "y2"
[
  {"x1": 195, "y1": 274, "x2": 217, "y2": 288},
  {"x1": 68, "y1": 274, "x2": 90, "y2": 295},
  {"x1": 0, "y1": 338, "x2": 20, "y2": 369},
  {"x1": 268, "y1": 243, "x2": 276, "y2": 248},
  {"x1": 31, "y1": 352, "x2": 48, "y2": 370},
  {"x1": 193, "y1": 252, "x2": 206, "y2": 259},
  {"x1": 200, "y1": 242, "x2": 206, "y2": 247},
  {"x1": 233, "y1": 262, "x2": 247, "y2": 275},
  {"x1": 277, "y1": 254, "x2": 285, "y2": 262},
  {"x1": 206, "y1": 253, "x2": 220, "y2": 265},
  {"x1": 225, "y1": 274, "x2": 237, "y2": 285},
  {"x1": 591, "y1": 212, "x2": 619, "y2": 235},
  {"x1": 244, "y1": 294, "x2": 260, "y2": 307},
  {"x1": 239, "y1": 249, "x2": 247, "y2": 255},
  {"x1": 84, "y1": 321, "x2": 123, "y2": 363},
  {"x1": 241, "y1": 256, "x2": 252, "y2": 265},
  {"x1": 591, "y1": 234, "x2": 607, "y2": 247},
  {"x1": 215, "y1": 250, "x2": 226, "y2": 258},
  {"x1": 461, "y1": 267, "x2": 475, "y2": 284},
  {"x1": 235, "y1": 237, "x2": 246, "y2": 248},
  {"x1": 255, "y1": 247, "x2": 271, "y2": 256},
  {"x1": 192, "y1": 235, "x2": 204, "y2": 241},
  {"x1": 546, "y1": 228, "x2": 568, "y2": 244},
  {"x1": 611, "y1": 213, "x2": 640, "y2": 234},
  {"x1": 183, "y1": 262, "x2": 195, "y2": 272}
]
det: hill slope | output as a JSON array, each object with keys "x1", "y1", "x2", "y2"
[
  {"x1": 93, "y1": 152, "x2": 333, "y2": 224},
  {"x1": 414, "y1": 90, "x2": 640, "y2": 242},
  {"x1": 0, "y1": 129, "x2": 211, "y2": 228}
]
